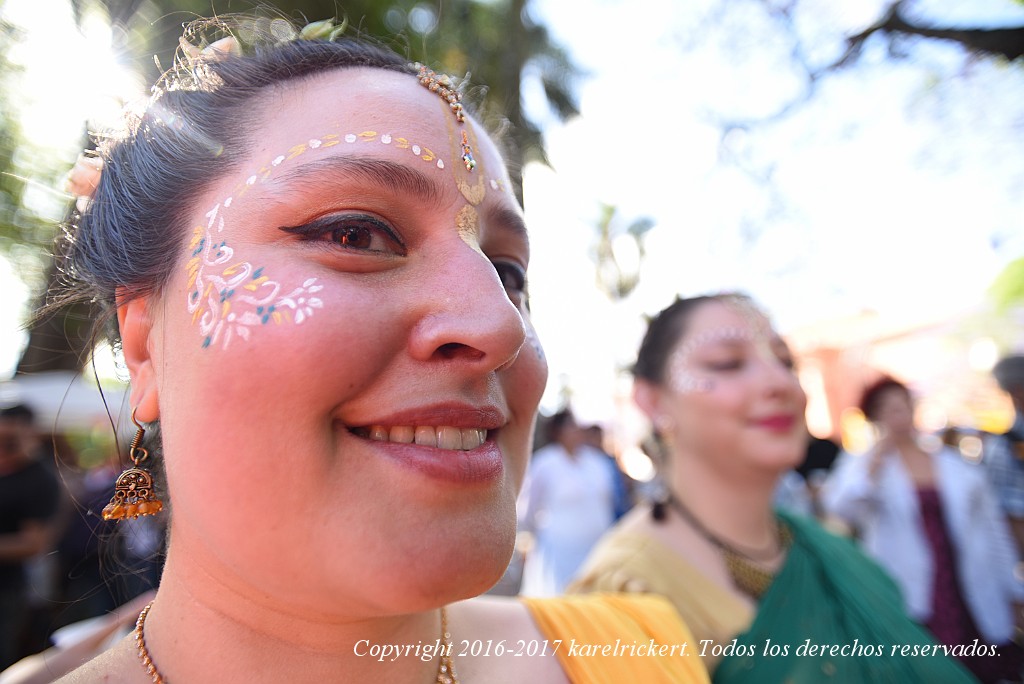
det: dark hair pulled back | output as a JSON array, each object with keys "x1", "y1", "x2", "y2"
[{"x1": 60, "y1": 18, "x2": 416, "y2": 344}]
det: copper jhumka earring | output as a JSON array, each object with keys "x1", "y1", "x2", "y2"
[{"x1": 102, "y1": 409, "x2": 164, "y2": 520}]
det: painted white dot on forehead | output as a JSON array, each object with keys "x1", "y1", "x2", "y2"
[{"x1": 721, "y1": 294, "x2": 773, "y2": 337}]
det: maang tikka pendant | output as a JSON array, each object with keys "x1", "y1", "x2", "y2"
[{"x1": 102, "y1": 409, "x2": 164, "y2": 521}]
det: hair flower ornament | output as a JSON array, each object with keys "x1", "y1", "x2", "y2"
[
  {"x1": 298, "y1": 17, "x2": 349, "y2": 41},
  {"x1": 65, "y1": 153, "x2": 103, "y2": 213},
  {"x1": 179, "y1": 35, "x2": 242, "y2": 61},
  {"x1": 177, "y1": 17, "x2": 349, "y2": 65}
]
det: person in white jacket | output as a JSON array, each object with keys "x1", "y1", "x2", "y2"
[{"x1": 823, "y1": 376, "x2": 1024, "y2": 683}]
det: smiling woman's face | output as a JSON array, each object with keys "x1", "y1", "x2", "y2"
[
  {"x1": 656, "y1": 299, "x2": 808, "y2": 477},
  {"x1": 120, "y1": 67, "x2": 548, "y2": 616}
]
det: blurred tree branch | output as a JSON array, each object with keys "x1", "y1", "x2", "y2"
[{"x1": 835, "y1": 0, "x2": 1024, "y2": 67}]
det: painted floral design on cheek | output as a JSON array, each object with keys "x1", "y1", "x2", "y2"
[{"x1": 185, "y1": 206, "x2": 325, "y2": 349}]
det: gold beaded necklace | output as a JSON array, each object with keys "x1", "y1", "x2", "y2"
[
  {"x1": 134, "y1": 601, "x2": 459, "y2": 683},
  {"x1": 666, "y1": 495, "x2": 792, "y2": 599}
]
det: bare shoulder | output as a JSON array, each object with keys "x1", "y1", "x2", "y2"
[
  {"x1": 448, "y1": 596, "x2": 570, "y2": 684},
  {"x1": 53, "y1": 636, "x2": 144, "y2": 684}
]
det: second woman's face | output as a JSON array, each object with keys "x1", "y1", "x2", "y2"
[
  {"x1": 137, "y1": 67, "x2": 547, "y2": 614},
  {"x1": 660, "y1": 300, "x2": 808, "y2": 476}
]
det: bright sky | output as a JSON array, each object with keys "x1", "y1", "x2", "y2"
[
  {"x1": 1, "y1": 0, "x2": 1023, "y2": 436},
  {"x1": 524, "y1": 0, "x2": 1024, "y2": 421}
]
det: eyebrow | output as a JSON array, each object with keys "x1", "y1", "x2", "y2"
[
  {"x1": 485, "y1": 203, "x2": 530, "y2": 247},
  {"x1": 260, "y1": 154, "x2": 530, "y2": 245},
  {"x1": 260, "y1": 156, "x2": 446, "y2": 208}
]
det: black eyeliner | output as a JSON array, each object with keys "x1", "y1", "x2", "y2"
[{"x1": 279, "y1": 213, "x2": 406, "y2": 251}]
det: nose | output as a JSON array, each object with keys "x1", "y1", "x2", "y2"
[
  {"x1": 408, "y1": 241, "x2": 526, "y2": 372},
  {"x1": 756, "y1": 351, "x2": 802, "y2": 398}
]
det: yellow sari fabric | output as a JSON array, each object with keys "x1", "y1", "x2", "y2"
[{"x1": 521, "y1": 593, "x2": 710, "y2": 684}]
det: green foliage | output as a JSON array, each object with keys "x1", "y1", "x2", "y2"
[
  {"x1": 593, "y1": 203, "x2": 655, "y2": 301},
  {"x1": 0, "y1": 17, "x2": 55, "y2": 284},
  {"x1": 989, "y1": 256, "x2": 1024, "y2": 312}
]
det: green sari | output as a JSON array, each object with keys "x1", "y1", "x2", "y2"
[{"x1": 714, "y1": 511, "x2": 978, "y2": 683}]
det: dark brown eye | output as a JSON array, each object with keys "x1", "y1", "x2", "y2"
[
  {"x1": 332, "y1": 225, "x2": 373, "y2": 249},
  {"x1": 280, "y1": 213, "x2": 406, "y2": 256},
  {"x1": 492, "y1": 261, "x2": 526, "y2": 294}
]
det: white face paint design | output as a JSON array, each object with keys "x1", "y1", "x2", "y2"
[
  {"x1": 186, "y1": 128, "x2": 507, "y2": 350},
  {"x1": 668, "y1": 327, "x2": 746, "y2": 394},
  {"x1": 666, "y1": 297, "x2": 778, "y2": 395},
  {"x1": 525, "y1": 320, "x2": 546, "y2": 367}
]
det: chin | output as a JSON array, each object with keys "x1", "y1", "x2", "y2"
[
  {"x1": 751, "y1": 447, "x2": 805, "y2": 475},
  {"x1": 454, "y1": 511, "x2": 516, "y2": 590},
  {"x1": 396, "y1": 532, "x2": 514, "y2": 608}
]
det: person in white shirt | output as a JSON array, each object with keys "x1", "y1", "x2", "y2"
[
  {"x1": 823, "y1": 376, "x2": 1024, "y2": 682},
  {"x1": 518, "y1": 409, "x2": 616, "y2": 596}
]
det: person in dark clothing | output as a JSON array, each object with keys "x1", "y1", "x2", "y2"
[
  {"x1": 0, "y1": 403, "x2": 61, "y2": 669},
  {"x1": 796, "y1": 435, "x2": 840, "y2": 481}
]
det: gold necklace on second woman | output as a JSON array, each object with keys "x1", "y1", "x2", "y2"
[
  {"x1": 666, "y1": 495, "x2": 792, "y2": 599},
  {"x1": 134, "y1": 602, "x2": 459, "y2": 683}
]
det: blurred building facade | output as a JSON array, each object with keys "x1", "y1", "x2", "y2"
[{"x1": 787, "y1": 305, "x2": 1024, "y2": 453}]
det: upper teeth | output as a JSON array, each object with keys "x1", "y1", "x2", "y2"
[{"x1": 365, "y1": 425, "x2": 487, "y2": 451}]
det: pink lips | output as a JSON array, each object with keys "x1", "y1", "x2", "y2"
[
  {"x1": 753, "y1": 414, "x2": 797, "y2": 432},
  {"x1": 348, "y1": 403, "x2": 507, "y2": 485},
  {"x1": 373, "y1": 439, "x2": 504, "y2": 484}
]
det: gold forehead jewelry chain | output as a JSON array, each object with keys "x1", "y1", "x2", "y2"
[{"x1": 134, "y1": 602, "x2": 459, "y2": 683}]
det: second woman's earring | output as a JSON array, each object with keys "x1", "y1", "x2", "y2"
[{"x1": 102, "y1": 409, "x2": 164, "y2": 521}]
